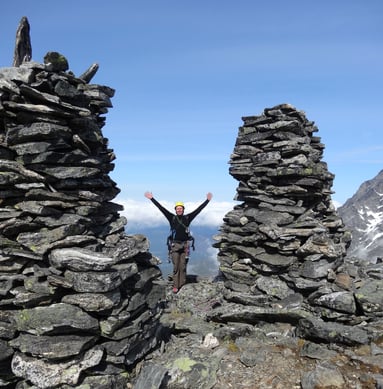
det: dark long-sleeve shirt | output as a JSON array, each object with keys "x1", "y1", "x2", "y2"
[{"x1": 150, "y1": 197, "x2": 210, "y2": 241}]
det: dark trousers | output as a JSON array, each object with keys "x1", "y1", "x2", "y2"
[{"x1": 170, "y1": 241, "x2": 189, "y2": 289}]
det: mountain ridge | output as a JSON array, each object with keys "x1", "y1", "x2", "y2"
[{"x1": 338, "y1": 169, "x2": 383, "y2": 261}]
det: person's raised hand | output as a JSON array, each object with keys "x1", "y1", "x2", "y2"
[
  {"x1": 144, "y1": 191, "x2": 153, "y2": 199},
  {"x1": 207, "y1": 192, "x2": 213, "y2": 201}
]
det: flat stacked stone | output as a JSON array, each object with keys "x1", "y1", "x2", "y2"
[
  {"x1": 0, "y1": 57, "x2": 164, "y2": 388},
  {"x1": 212, "y1": 104, "x2": 371, "y2": 324}
]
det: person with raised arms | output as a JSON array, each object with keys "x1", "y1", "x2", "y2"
[{"x1": 144, "y1": 191, "x2": 213, "y2": 293}]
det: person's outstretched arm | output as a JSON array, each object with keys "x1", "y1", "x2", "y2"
[
  {"x1": 144, "y1": 191, "x2": 173, "y2": 222},
  {"x1": 187, "y1": 192, "x2": 213, "y2": 222}
]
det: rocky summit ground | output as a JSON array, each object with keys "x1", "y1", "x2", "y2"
[{"x1": 132, "y1": 277, "x2": 383, "y2": 389}]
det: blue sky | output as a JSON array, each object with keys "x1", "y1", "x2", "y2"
[{"x1": 1, "y1": 1, "x2": 382, "y2": 228}]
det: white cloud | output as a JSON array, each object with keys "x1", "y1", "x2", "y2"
[{"x1": 116, "y1": 197, "x2": 235, "y2": 228}]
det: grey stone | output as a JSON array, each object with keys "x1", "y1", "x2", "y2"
[
  {"x1": 14, "y1": 303, "x2": 99, "y2": 335},
  {"x1": 239, "y1": 347, "x2": 266, "y2": 367},
  {"x1": 133, "y1": 362, "x2": 168, "y2": 389},
  {"x1": 9, "y1": 333, "x2": 97, "y2": 359},
  {"x1": 355, "y1": 279, "x2": 383, "y2": 314},
  {"x1": 49, "y1": 247, "x2": 120, "y2": 271},
  {"x1": 63, "y1": 374, "x2": 129, "y2": 389},
  {"x1": 299, "y1": 342, "x2": 338, "y2": 360},
  {"x1": 16, "y1": 224, "x2": 86, "y2": 254},
  {"x1": 61, "y1": 289, "x2": 121, "y2": 312},
  {"x1": 0, "y1": 339, "x2": 14, "y2": 362},
  {"x1": 6, "y1": 122, "x2": 72, "y2": 144},
  {"x1": 64, "y1": 269, "x2": 123, "y2": 293},
  {"x1": 11, "y1": 348, "x2": 103, "y2": 388},
  {"x1": 0, "y1": 66, "x2": 34, "y2": 84},
  {"x1": 301, "y1": 363, "x2": 346, "y2": 389},
  {"x1": 208, "y1": 302, "x2": 312, "y2": 325},
  {"x1": 297, "y1": 317, "x2": 370, "y2": 346},
  {"x1": 256, "y1": 275, "x2": 294, "y2": 299},
  {"x1": 299, "y1": 258, "x2": 336, "y2": 279},
  {"x1": 312, "y1": 291, "x2": 356, "y2": 314}
]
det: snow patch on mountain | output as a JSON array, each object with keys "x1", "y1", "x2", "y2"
[{"x1": 356, "y1": 206, "x2": 383, "y2": 233}]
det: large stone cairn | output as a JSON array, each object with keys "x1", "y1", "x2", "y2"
[
  {"x1": 212, "y1": 104, "x2": 378, "y2": 325},
  {"x1": 0, "y1": 52, "x2": 164, "y2": 387}
]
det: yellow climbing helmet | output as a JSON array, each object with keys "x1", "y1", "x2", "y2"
[{"x1": 174, "y1": 201, "x2": 184, "y2": 209}]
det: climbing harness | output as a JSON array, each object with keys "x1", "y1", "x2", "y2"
[{"x1": 166, "y1": 215, "x2": 195, "y2": 261}]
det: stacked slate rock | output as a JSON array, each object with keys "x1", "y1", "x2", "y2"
[
  {"x1": 212, "y1": 104, "x2": 377, "y2": 326},
  {"x1": 0, "y1": 56, "x2": 164, "y2": 388}
]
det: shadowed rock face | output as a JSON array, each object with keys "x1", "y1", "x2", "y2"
[{"x1": 0, "y1": 58, "x2": 165, "y2": 387}]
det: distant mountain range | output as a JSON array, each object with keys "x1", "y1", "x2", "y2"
[
  {"x1": 338, "y1": 169, "x2": 383, "y2": 262},
  {"x1": 125, "y1": 225, "x2": 221, "y2": 278}
]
